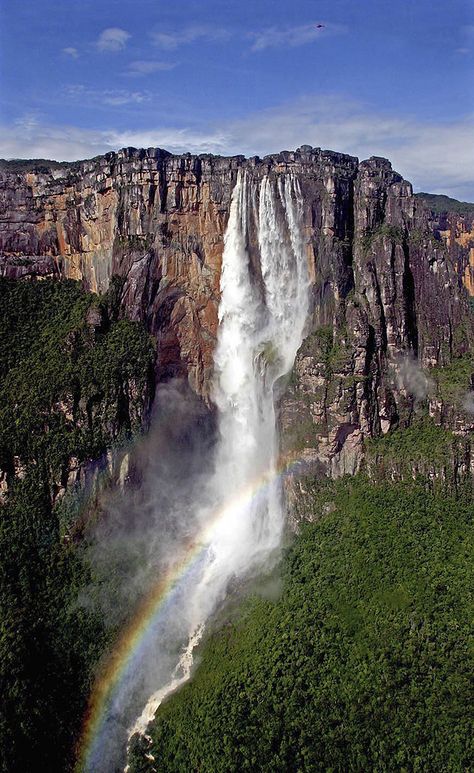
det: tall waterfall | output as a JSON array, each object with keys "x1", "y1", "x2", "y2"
[
  {"x1": 131, "y1": 170, "x2": 310, "y2": 738},
  {"x1": 86, "y1": 170, "x2": 310, "y2": 771},
  {"x1": 196, "y1": 170, "x2": 310, "y2": 594}
]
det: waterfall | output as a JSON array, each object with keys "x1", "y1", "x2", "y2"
[
  {"x1": 130, "y1": 169, "x2": 310, "y2": 740},
  {"x1": 87, "y1": 170, "x2": 310, "y2": 772}
]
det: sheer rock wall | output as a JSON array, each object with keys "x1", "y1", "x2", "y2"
[{"x1": 1, "y1": 147, "x2": 472, "y2": 479}]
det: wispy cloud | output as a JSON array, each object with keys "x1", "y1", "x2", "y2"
[
  {"x1": 13, "y1": 113, "x2": 42, "y2": 134},
  {"x1": 151, "y1": 25, "x2": 229, "y2": 50},
  {"x1": 222, "y1": 96, "x2": 474, "y2": 198},
  {"x1": 1, "y1": 96, "x2": 473, "y2": 199},
  {"x1": 249, "y1": 22, "x2": 345, "y2": 52},
  {"x1": 0, "y1": 121, "x2": 109, "y2": 162},
  {"x1": 62, "y1": 47, "x2": 79, "y2": 59},
  {"x1": 150, "y1": 21, "x2": 341, "y2": 53},
  {"x1": 457, "y1": 24, "x2": 474, "y2": 55},
  {"x1": 97, "y1": 27, "x2": 130, "y2": 52},
  {"x1": 107, "y1": 127, "x2": 229, "y2": 154},
  {"x1": 0, "y1": 122, "x2": 228, "y2": 162},
  {"x1": 64, "y1": 84, "x2": 150, "y2": 106},
  {"x1": 124, "y1": 60, "x2": 177, "y2": 77}
]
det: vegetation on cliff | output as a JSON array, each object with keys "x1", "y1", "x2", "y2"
[
  {"x1": 0, "y1": 278, "x2": 155, "y2": 773},
  {"x1": 129, "y1": 475, "x2": 473, "y2": 772},
  {"x1": 365, "y1": 416, "x2": 472, "y2": 489}
]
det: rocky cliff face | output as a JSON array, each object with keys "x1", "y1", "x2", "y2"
[
  {"x1": 425, "y1": 209, "x2": 474, "y2": 297},
  {"x1": 1, "y1": 149, "x2": 232, "y2": 397},
  {"x1": 280, "y1": 159, "x2": 474, "y2": 484},
  {"x1": 0, "y1": 147, "x2": 357, "y2": 398},
  {"x1": 1, "y1": 147, "x2": 473, "y2": 482}
]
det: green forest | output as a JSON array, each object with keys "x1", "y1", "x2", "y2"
[
  {"x1": 0, "y1": 278, "x2": 155, "y2": 773},
  {"x1": 129, "y1": 476, "x2": 473, "y2": 772}
]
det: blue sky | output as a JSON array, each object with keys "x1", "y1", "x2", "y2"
[{"x1": 1, "y1": 0, "x2": 473, "y2": 197}]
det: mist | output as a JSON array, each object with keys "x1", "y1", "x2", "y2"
[
  {"x1": 394, "y1": 354, "x2": 433, "y2": 402},
  {"x1": 462, "y1": 391, "x2": 474, "y2": 415},
  {"x1": 82, "y1": 170, "x2": 310, "y2": 772},
  {"x1": 83, "y1": 380, "x2": 216, "y2": 630}
]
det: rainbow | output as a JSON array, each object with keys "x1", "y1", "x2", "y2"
[{"x1": 76, "y1": 454, "x2": 306, "y2": 772}]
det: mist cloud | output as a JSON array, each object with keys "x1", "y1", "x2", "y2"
[
  {"x1": 462, "y1": 391, "x2": 474, "y2": 414},
  {"x1": 394, "y1": 355, "x2": 433, "y2": 401},
  {"x1": 85, "y1": 381, "x2": 215, "y2": 629}
]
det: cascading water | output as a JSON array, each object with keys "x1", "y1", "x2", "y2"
[
  {"x1": 130, "y1": 169, "x2": 310, "y2": 741},
  {"x1": 85, "y1": 169, "x2": 310, "y2": 772}
]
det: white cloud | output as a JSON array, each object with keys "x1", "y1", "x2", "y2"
[
  {"x1": 249, "y1": 22, "x2": 345, "y2": 52},
  {"x1": 1, "y1": 96, "x2": 473, "y2": 199},
  {"x1": 108, "y1": 127, "x2": 229, "y2": 155},
  {"x1": 125, "y1": 60, "x2": 177, "y2": 76},
  {"x1": 64, "y1": 84, "x2": 150, "y2": 106},
  {"x1": 0, "y1": 123, "x2": 109, "y2": 162},
  {"x1": 62, "y1": 47, "x2": 79, "y2": 59},
  {"x1": 151, "y1": 25, "x2": 228, "y2": 50},
  {"x1": 97, "y1": 27, "x2": 130, "y2": 52}
]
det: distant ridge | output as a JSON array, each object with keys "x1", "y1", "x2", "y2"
[{"x1": 416, "y1": 192, "x2": 474, "y2": 217}]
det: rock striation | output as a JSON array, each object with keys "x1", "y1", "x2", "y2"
[{"x1": 1, "y1": 147, "x2": 473, "y2": 480}]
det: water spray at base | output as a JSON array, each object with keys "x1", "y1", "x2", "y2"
[{"x1": 79, "y1": 169, "x2": 310, "y2": 772}]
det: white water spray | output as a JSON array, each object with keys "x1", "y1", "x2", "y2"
[{"x1": 130, "y1": 170, "x2": 310, "y2": 740}]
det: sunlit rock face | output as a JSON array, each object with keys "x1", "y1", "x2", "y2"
[
  {"x1": 0, "y1": 149, "x2": 234, "y2": 399},
  {"x1": 1, "y1": 147, "x2": 473, "y2": 476},
  {"x1": 0, "y1": 146, "x2": 357, "y2": 399}
]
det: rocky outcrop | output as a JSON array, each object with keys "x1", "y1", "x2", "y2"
[
  {"x1": 1, "y1": 148, "x2": 473, "y2": 479},
  {"x1": 1, "y1": 150, "x2": 231, "y2": 398},
  {"x1": 0, "y1": 253, "x2": 60, "y2": 280}
]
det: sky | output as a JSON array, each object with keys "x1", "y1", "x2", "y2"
[{"x1": 0, "y1": 0, "x2": 473, "y2": 198}]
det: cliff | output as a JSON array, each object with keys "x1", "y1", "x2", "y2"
[
  {"x1": 0, "y1": 278, "x2": 156, "y2": 507},
  {"x1": 415, "y1": 194, "x2": 474, "y2": 298},
  {"x1": 1, "y1": 147, "x2": 473, "y2": 481}
]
